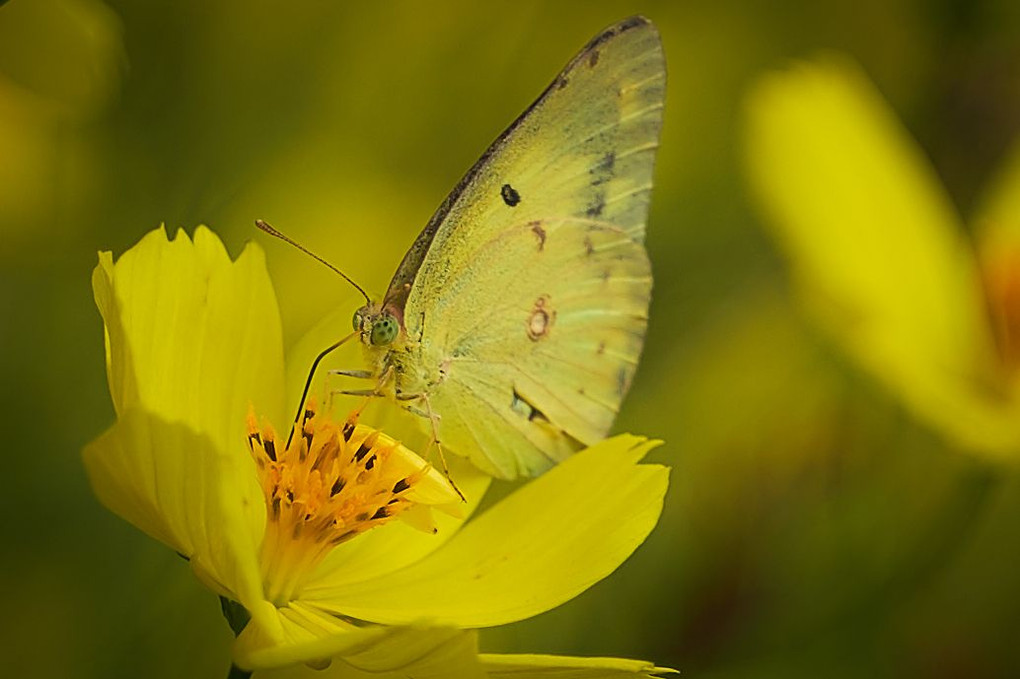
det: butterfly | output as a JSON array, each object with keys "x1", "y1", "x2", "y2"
[{"x1": 344, "y1": 16, "x2": 664, "y2": 480}]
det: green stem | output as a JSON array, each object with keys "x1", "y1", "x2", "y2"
[{"x1": 227, "y1": 664, "x2": 252, "y2": 679}]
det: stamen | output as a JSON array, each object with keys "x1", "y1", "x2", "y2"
[{"x1": 246, "y1": 401, "x2": 448, "y2": 607}]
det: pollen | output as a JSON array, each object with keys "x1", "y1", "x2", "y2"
[{"x1": 247, "y1": 401, "x2": 438, "y2": 606}]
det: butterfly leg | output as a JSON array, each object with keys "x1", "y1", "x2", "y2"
[
  {"x1": 328, "y1": 368, "x2": 375, "y2": 411},
  {"x1": 336, "y1": 388, "x2": 381, "y2": 397},
  {"x1": 329, "y1": 388, "x2": 382, "y2": 426},
  {"x1": 333, "y1": 365, "x2": 393, "y2": 398},
  {"x1": 325, "y1": 365, "x2": 393, "y2": 425},
  {"x1": 329, "y1": 369, "x2": 374, "y2": 379},
  {"x1": 419, "y1": 392, "x2": 466, "y2": 503}
]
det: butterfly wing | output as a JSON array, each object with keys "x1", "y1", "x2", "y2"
[{"x1": 395, "y1": 17, "x2": 664, "y2": 479}]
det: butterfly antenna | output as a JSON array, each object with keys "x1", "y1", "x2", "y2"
[{"x1": 255, "y1": 219, "x2": 371, "y2": 304}]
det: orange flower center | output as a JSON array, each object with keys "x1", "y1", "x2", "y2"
[{"x1": 247, "y1": 403, "x2": 429, "y2": 606}]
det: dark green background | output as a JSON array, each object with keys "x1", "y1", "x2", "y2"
[{"x1": 3, "y1": 1, "x2": 1020, "y2": 677}]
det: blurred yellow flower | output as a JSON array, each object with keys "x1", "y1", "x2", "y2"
[
  {"x1": 0, "y1": 0, "x2": 124, "y2": 246},
  {"x1": 745, "y1": 56, "x2": 1020, "y2": 463},
  {"x1": 84, "y1": 226, "x2": 671, "y2": 677}
]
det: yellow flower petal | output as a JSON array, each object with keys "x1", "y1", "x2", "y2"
[
  {"x1": 299, "y1": 435, "x2": 668, "y2": 626},
  {"x1": 235, "y1": 619, "x2": 483, "y2": 676},
  {"x1": 83, "y1": 408, "x2": 273, "y2": 636},
  {"x1": 745, "y1": 57, "x2": 1017, "y2": 456},
  {"x1": 92, "y1": 225, "x2": 287, "y2": 446},
  {"x1": 480, "y1": 654, "x2": 676, "y2": 678},
  {"x1": 86, "y1": 225, "x2": 289, "y2": 637},
  {"x1": 91, "y1": 224, "x2": 286, "y2": 535}
]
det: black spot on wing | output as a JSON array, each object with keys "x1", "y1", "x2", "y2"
[
  {"x1": 586, "y1": 195, "x2": 606, "y2": 218},
  {"x1": 591, "y1": 151, "x2": 616, "y2": 186},
  {"x1": 588, "y1": 50, "x2": 600, "y2": 67},
  {"x1": 585, "y1": 151, "x2": 615, "y2": 217},
  {"x1": 501, "y1": 183, "x2": 521, "y2": 206}
]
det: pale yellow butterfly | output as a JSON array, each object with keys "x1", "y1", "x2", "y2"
[{"x1": 336, "y1": 16, "x2": 663, "y2": 480}]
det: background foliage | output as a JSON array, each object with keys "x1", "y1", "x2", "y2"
[{"x1": 3, "y1": 0, "x2": 1020, "y2": 677}]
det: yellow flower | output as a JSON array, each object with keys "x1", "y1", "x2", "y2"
[
  {"x1": 744, "y1": 56, "x2": 1020, "y2": 462},
  {"x1": 84, "y1": 226, "x2": 672, "y2": 676}
]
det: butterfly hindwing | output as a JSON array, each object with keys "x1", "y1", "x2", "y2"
[{"x1": 422, "y1": 217, "x2": 651, "y2": 478}]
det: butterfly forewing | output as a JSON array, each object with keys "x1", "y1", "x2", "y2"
[{"x1": 392, "y1": 17, "x2": 664, "y2": 479}]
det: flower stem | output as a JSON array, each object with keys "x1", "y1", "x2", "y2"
[{"x1": 227, "y1": 665, "x2": 252, "y2": 679}]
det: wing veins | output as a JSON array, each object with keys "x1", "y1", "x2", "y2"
[
  {"x1": 542, "y1": 140, "x2": 661, "y2": 188},
  {"x1": 429, "y1": 216, "x2": 635, "y2": 300},
  {"x1": 449, "y1": 355, "x2": 612, "y2": 436},
  {"x1": 614, "y1": 141, "x2": 660, "y2": 161},
  {"x1": 620, "y1": 71, "x2": 666, "y2": 95},
  {"x1": 446, "y1": 372, "x2": 564, "y2": 467},
  {"x1": 535, "y1": 107, "x2": 662, "y2": 173},
  {"x1": 603, "y1": 183, "x2": 655, "y2": 207},
  {"x1": 619, "y1": 102, "x2": 665, "y2": 125}
]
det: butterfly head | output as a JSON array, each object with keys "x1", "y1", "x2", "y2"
[{"x1": 353, "y1": 304, "x2": 400, "y2": 347}]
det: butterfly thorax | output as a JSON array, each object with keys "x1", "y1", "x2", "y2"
[{"x1": 353, "y1": 302, "x2": 437, "y2": 402}]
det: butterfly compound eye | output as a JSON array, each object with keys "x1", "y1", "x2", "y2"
[
  {"x1": 352, "y1": 310, "x2": 363, "y2": 332},
  {"x1": 370, "y1": 314, "x2": 398, "y2": 346}
]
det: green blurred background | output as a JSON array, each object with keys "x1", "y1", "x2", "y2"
[{"x1": 3, "y1": 0, "x2": 1020, "y2": 677}]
